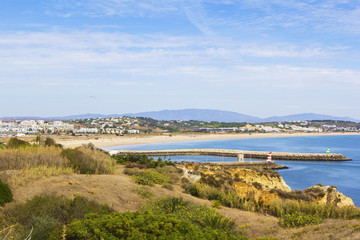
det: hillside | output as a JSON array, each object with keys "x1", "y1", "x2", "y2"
[
  {"x1": 2, "y1": 109, "x2": 358, "y2": 123},
  {"x1": 5, "y1": 165, "x2": 360, "y2": 240}
]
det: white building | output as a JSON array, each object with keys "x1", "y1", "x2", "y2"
[{"x1": 127, "y1": 129, "x2": 140, "y2": 134}]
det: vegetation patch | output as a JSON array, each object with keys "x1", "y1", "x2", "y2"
[
  {"x1": 134, "y1": 187, "x2": 153, "y2": 199},
  {"x1": 0, "y1": 179, "x2": 12, "y2": 206},
  {"x1": 0, "y1": 146, "x2": 65, "y2": 171},
  {"x1": 61, "y1": 147, "x2": 115, "y2": 174},
  {"x1": 279, "y1": 212, "x2": 322, "y2": 228},
  {"x1": 132, "y1": 169, "x2": 169, "y2": 186},
  {"x1": 0, "y1": 166, "x2": 74, "y2": 188},
  {"x1": 0, "y1": 195, "x2": 112, "y2": 239},
  {"x1": 162, "y1": 183, "x2": 174, "y2": 190},
  {"x1": 113, "y1": 154, "x2": 174, "y2": 168},
  {"x1": 6, "y1": 137, "x2": 30, "y2": 149},
  {"x1": 65, "y1": 197, "x2": 247, "y2": 240},
  {"x1": 125, "y1": 165, "x2": 181, "y2": 187},
  {"x1": 268, "y1": 199, "x2": 360, "y2": 219}
]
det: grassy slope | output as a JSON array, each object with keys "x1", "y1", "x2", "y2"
[{"x1": 6, "y1": 165, "x2": 360, "y2": 240}]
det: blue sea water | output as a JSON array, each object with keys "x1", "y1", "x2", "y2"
[{"x1": 105, "y1": 135, "x2": 360, "y2": 206}]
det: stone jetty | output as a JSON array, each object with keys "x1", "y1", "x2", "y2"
[{"x1": 109, "y1": 149, "x2": 351, "y2": 161}]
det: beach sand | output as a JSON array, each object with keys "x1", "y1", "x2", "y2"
[{"x1": 52, "y1": 132, "x2": 360, "y2": 149}]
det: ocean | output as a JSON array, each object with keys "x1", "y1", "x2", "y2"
[{"x1": 105, "y1": 135, "x2": 360, "y2": 206}]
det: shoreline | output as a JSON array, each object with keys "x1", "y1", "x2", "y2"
[{"x1": 52, "y1": 132, "x2": 360, "y2": 149}]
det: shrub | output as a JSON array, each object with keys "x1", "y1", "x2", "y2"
[
  {"x1": 162, "y1": 183, "x2": 174, "y2": 190},
  {"x1": 18, "y1": 216, "x2": 60, "y2": 240},
  {"x1": 268, "y1": 199, "x2": 360, "y2": 219},
  {"x1": 44, "y1": 137, "x2": 56, "y2": 146},
  {"x1": 66, "y1": 210, "x2": 244, "y2": 240},
  {"x1": 221, "y1": 192, "x2": 253, "y2": 211},
  {"x1": 156, "y1": 165, "x2": 181, "y2": 184},
  {"x1": 132, "y1": 169, "x2": 169, "y2": 186},
  {"x1": 61, "y1": 148, "x2": 115, "y2": 174},
  {"x1": 113, "y1": 154, "x2": 174, "y2": 168},
  {"x1": 0, "y1": 179, "x2": 12, "y2": 206},
  {"x1": 6, "y1": 137, "x2": 30, "y2": 148},
  {"x1": 144, "y1": 197, "x2": 189, "y2": 214},
  {"x1": 0, "y1": 195, "x2": 112, "y2": 238},
  {"x1": 67, "y1": 197, "x2": 247, "y2": 240},
  {"x1": 212, "y1": 200, "x2": 222, "y2": 209},
  {"x1": 279, "y1": 212, "x2": 322, "y2": 228},
  {"x1": 186, "y1": 182, "x2": 222, "y2": 200},
  {"x1": 134, "y1": 187, "x2": 153, "y2": 199}
]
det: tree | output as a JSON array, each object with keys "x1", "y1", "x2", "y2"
[{"x1": 35, "y1": 135, "x2": 42, "y2": 145}]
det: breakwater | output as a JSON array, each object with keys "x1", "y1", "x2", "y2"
[{"x1": 109, "y1": 149, "x2": 351, "y2": 161}]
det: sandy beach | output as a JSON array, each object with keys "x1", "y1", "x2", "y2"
[{"x1": 51, "y1": 132, "x2": 360, "y2": 149}]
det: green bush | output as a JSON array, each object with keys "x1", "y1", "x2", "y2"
[
  {"x1": 66, "y1": 197, "x2": 247, "y2": 240},
  {"x1": 0, "y1": 179, "x2": 13, "y2": 206},
  {"x1": 6, "y1": 137, "x2": 30, "y2": 148},
  {"x1": 135, "y1": 187, "x2": 153, "y2": 199},
  {"x1": 186, "y1": 182, "x2": 222, "y2": 200},
  {"x1": 162, "y1": 183, "x2": 174, "y2": 190},
  {"x1": 279, "y1": 212, "x2": 322, "y2": 228},
  {"x1": 113, "y1": 154, "x2": 175, "y2": 168},
  {"x1": 43, "y1": 137, "x2": 63, "y2": 148},
  {"x1": 132, "y1": 169, "x2": 169, "y2": 186},
  {"x1": 156, "y1": 165, "x2": 182, "y2": 184},
  {"x1": 18, "y1": 216, "x2": 60, "y2": 240},
  {"x1": 0, "y1": 194, "x2": 112, "y2": 238}
]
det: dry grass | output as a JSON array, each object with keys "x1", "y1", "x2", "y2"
[
  {"x1": 0, "y1": 146, "x2": 65, "y2": 171},
  {"x1": 267, "y1": 199, "x2": 360, "y2": 219},
  {"x1": 61, "y1": 148, "x2": 116, "y2": 174},
  {"x1": 0, "y1": 146, "x2": 116, "y2": 191},
  {"x1": 0, "y1": 166, "x2": 74, "y2": 188}
]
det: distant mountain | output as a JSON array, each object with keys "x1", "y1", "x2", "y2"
[
  {"x1": 263, "y1": 113, "x2": 359, "y2": 122},
  {"x1": 125, "y1": 109, "x2": 262, "y2": 123},
  {"x1": 1, "y1": 109, "x2": 359, "y2": 123},
  {"x1": 0, "y1": 114, "x2": 111, "y2": 121}
]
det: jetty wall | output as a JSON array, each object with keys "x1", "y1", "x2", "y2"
[{"x1": 109, "y1": 149, "x2": 351, "y2": 161}]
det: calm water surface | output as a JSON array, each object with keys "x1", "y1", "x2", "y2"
[{"x1": 105, "y1": 135, "x2": 360, "y2": 206}]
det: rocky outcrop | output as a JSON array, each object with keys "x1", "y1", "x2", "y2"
[
  {"x1": 186, "y1": 163, "x2": 355, "y2": 207},
  {"x1": 314, "y1": 185, "x2": 354, "y2": 207},
  {"x1": 230, "y1": 168, "x2": 291, "y2": 205}
]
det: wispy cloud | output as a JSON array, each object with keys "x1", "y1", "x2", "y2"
[{"x1": 48, "y1": 0, "x2": 360, "y2": 36}]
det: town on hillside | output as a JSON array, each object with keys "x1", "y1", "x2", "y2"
[{"x1": 0, "y1": 117, "x2": 359, "y2": 137}]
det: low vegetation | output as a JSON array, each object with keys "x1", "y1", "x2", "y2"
[
  {"x1": 66, "y1": 197, "x2": 247, "y2": 240},
  {"x1": 0, "y1": 138, "x2": 116, "y2": 187},
  {"x1": 113, "y1": 154, "x2": 175, "y2": 168},
  {"x1": 124, "y1": 165, "x2": 182, "y2": 187},
  {"x1": 279, "y1": 212, "x2": 322, "y2": 228},
  {"x1": 0, "y1": 195, "x2": 113, "y2": 239},
  {"x1": 267, "y1": 199, "x2": 360, "y2": 220},
  {"x1": 0, "y1": 179, "x2": 12, "y2": 206},
  {"x1": 61, "y1": 148, "x2": 115, "y2": 174}
]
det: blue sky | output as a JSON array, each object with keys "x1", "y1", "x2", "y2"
[{"x1": 1, "y1": 0, "x2": 360, "y2": 119}]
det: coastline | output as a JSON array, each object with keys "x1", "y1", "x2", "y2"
[{"x1": 53, "y1": 132, "x2": 360, "y2": 149}]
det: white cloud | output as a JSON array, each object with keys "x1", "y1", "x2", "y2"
[{"x1": 0, "y1": 30, "x2": 358, "y2": 92}]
